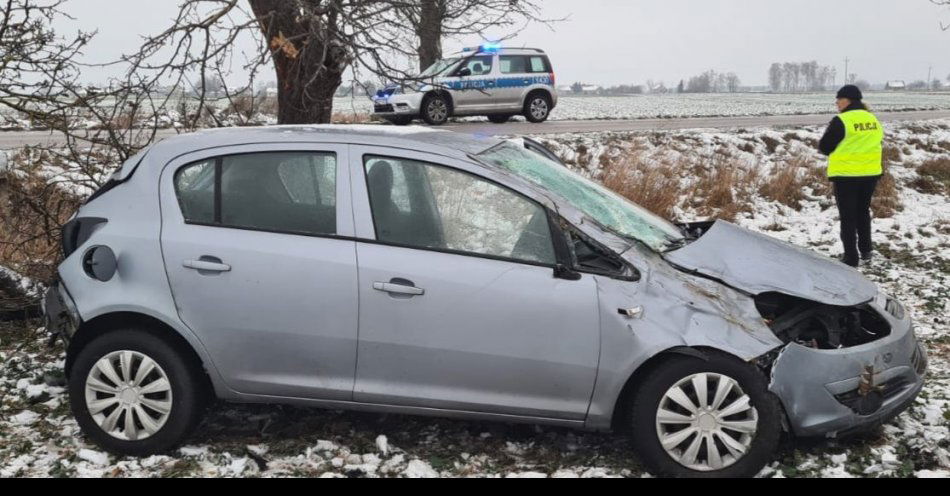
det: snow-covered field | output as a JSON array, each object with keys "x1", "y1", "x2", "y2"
[
  {"x1": 4, "y1": 92, "x2": 949, "y2": 131},
  {"x1": 1, "y1": 119, "x2": 948, "y2": 478},
  {"x1": 329, "y1": 91, "x2": 950, "y2": 121}
]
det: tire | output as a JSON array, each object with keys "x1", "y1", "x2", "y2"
[
  {"x1": 385, "y1": 116, "x2": 413, "y2": 126},
  {"x1": 68, "y1": 328, "x2": 206, "y2": 456},
  {"x1": 626, "y1": 351, "x2": 782, "y2": 478},
  {"x1": 421, "y1": 93, "x2": 450, "y2": 126},
  {"x1": 487, "y1": 114, "x2": 511, "y2": 124},
  {"x1": 523, "y1": 92, "x2": 552, "y2": 123}
]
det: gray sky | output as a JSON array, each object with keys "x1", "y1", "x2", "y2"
[{"x1": 60, "y1": 0, "x2": 949, "y2": 87}]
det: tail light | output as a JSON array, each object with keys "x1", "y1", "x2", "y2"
[
  {"x1": 62, "y1": 217, "x2": 107, "y2": 259},
  {"x1": 550, "y1": 72, "x2": 556, "y2": 87}
]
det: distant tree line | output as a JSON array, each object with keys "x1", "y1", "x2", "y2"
[
  {"x1": 682, "y1": 70, "x2": 741, "y2": 93},
  {"x1": 768, "y1": 61, "x2": 837, "y2": 92}
]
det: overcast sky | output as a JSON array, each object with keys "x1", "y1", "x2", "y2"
[{"x1": 58, "y1": 0, "x2": 949, "y2": 87}]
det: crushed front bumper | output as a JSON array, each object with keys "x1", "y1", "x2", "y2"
[
  {"x1": 768, "y1": 299, "x2": 927, "y2": 438},
  {"x1": 42, "y1": 281, "x2": 80, "y2": 345}
]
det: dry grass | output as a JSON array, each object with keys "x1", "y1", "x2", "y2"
[
  {"x1": 917, "y1": 158, "x2": 950, "y2": 192},
  {"x1": 601, "y1": 149, "x2": 681, "y2": 219},
  {"x1": 331, "y1": 112, "x2": 372, "y2": 124},
  {"x1": 0, "y1": 170, "x2": 81, "y2": 284},
  {"x1": 601, "y1": 148, "x2": 760, "y2": 222},
  {"x1": 871, "y1": 168, "x2": 902, "y2": 219}
]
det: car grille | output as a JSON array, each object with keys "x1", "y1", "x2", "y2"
[
  {"x1": 834, "y1": 377, "x2": 911, "y2": 414},
  {"x1": 374, "y1": 104, "x2": 394, "y2": 113}
]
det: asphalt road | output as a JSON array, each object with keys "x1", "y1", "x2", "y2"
[{"x1": 2, "y1": 109, "x2": 950, "y2": 149}]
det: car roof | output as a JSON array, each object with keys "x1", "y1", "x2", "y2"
[
  {"x1": 455, "y1": 47, "x2": 547, "y2": 56},
  {"x1": 147, "y1": 125, "x2": 504, "y2": 165}
]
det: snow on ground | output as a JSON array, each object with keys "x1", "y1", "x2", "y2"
[
  {"x1": 0, "y1": 120, "x2": 948, "y2": 478},
  {"x1": 328, "y1": 92, "x2": 950, "y2": 122},
  {"x1": 4, "y1": 92, "x2": 949, "y2": 130}
]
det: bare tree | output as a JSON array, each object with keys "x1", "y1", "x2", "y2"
[
  {"x1": 934, "y1": 0, "x2": 949, "y2": 30},
  {"x1": 396, "y1": 0, "x2": 560, "y2": 73}
]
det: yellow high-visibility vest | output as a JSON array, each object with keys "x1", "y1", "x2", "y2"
[{"x1": 828, "y1": 110, "x2": 884, "y2": 178}]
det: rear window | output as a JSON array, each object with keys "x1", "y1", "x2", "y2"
[{"x1": 500, "y1": 55, "x2": 551, "y2": 74}]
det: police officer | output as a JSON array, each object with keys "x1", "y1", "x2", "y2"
[{"x1": 818, "y1": 85, "x2": 884, "y2": 268}]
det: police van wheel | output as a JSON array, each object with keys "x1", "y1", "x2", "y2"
[
  {"x1": 524, "y1": 93, "x2": 552, "y2": 123},
  {"x1": 488, "y1": 114, "x2": 511, "y2": 124},
  {"x1": 422, "y1": 94, "x2": 450, "y2": 126}
]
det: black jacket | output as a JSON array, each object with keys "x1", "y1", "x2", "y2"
[{"x1": 817, "y1": 101, "x2": 882, "y2": 182}]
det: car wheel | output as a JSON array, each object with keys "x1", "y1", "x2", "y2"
[
  {"x1": 487, "y1": 114, "x2": 511, "y2": 124},
  {"x1": 68, "y1": 329, "x2": 206, "y2": 456},
  {"x1": 626, "y1": 352, "x2": 782, "y2": 478},
  {"x1": 523, "y1": 93, "x2": 552, "y2": 123},
  {"x1": 421, "y1": 93, "x2": 450, "y2": 126},
  {"x1": 385, "y1": 116, "x2": 413, "y2": 126}
]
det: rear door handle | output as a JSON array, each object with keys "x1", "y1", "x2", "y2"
[
  {"x1": 183, "y1": 258, "x2": 231, "y2": 273},
  {"x1": 373, "y1": 281, "x2": 425, "y2": 296}
]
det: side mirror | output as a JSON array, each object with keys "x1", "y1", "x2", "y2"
[
  {"x1": 457, "y1": 68, "x2": 472, "y2": 78},
  {"x1": 554, "y1": 264, "x2": 582, "y2": 281}
]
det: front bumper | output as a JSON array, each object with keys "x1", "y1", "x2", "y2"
[
  {"x1": 372, "y1": 93, "x2": 424, "y2": 117},
  {"x1": 42, "y1": 281, "x2": 80, "y2": 344},
  {"x1": 768, "y1": 300, "x2": 927, "y2": 438}
]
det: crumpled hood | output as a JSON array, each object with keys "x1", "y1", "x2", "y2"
[{"x1": 664, "y1": 221, "x2": 878, "y2": 306}]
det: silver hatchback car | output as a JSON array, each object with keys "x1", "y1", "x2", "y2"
[
  {"x1": 45, "y1": 126, "x2": 926, "y2": 477},
  {"x1": 372, "y1": 45, "x2": 557, "y2": 126}
]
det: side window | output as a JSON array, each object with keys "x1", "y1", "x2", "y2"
[
  {"x1": 364, "y1": 156, "x2": 556, "y2": 265},
  {"x1": 458, "y1": 56, "x2": 493, "y2": 76},
  {"x1": 500, "y1": 56, "x2": 528, "y2": 74},
  {"x1": 173, "y1": 152, "x2": 337, "y2": 236},
  {"x1": 529, "y1": 56, "x2": 550, "y2": 73},
  {"x1": 174, "y1": 159, "x2": 216, "y2": 224}
]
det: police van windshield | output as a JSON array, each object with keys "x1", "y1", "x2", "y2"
[
  {"x1": 476, "y1": 142, "x2": 687, "y2": 252},
  {"x1": 420, "y1": 57, "x2": 462, "y2": 78}
]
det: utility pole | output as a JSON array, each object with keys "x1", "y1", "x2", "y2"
[
  {"x1": 844, "y1": 57, "x2": 850, "y2": 85},
  {"x1": 928, "y1": 66, "x2": 933, "y2": 90}
]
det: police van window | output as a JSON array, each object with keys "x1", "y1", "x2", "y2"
[
  {"x1": 500, "y1": 56, "x2": 550, "y2": 74},
  {"x1": 529, "y1": 56, "x2": 550, "y2": 73},
  {"x1": 457, "y1": 56, "x2": 493, "y2": 76}
]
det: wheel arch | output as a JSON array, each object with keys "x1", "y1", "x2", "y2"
[
  {"x1": 65, "y1": 311, "x2": 217, "y2": 398},
  {"x1": 522, "y1": 88, "x2": 554, "y2": 109},
  {"x1": 423, "y1": 89, "x2": 454, "y2": 113},
  {"x1": 609, "y1": 346, "x2": 729, "y2": 432}
]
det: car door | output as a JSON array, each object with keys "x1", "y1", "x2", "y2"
[
  {"x1": 497, "y1": 54, "x2": 553, "y2": 109},
  {"x1": 349, "y1": 146, "x2": 601, "y2": 420},
  {"x1": 445, "y1": 55, "x2": 498, "y2": 113},
  {"x1": 159, "y1": 143, "x2": 359, "y2": 401}
]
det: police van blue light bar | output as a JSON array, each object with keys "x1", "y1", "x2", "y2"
[{"x1": 479, "y1": 42, "x2": 502, "y2": 53}]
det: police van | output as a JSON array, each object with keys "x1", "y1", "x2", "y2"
[{"x1": 373, "y1": 45, "x2": 558, "y2": 126}]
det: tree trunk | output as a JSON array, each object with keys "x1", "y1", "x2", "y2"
[
  {"x1": 249, "y1": 0, "x2": 347, "y2": 124},
  {"x1": 416, "y1": 0, "x2": 445, "y2": 73}
]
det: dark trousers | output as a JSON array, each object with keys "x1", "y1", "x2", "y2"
[{"x1": 833, "y1": 177, "x2": 879, "y2": 260}]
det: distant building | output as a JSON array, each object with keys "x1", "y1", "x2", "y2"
[{"x1": 885, "y1": 80, "x2": 906, "y2": 91}]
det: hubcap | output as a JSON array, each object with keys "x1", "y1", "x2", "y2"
[
  {"x1": 427, "y1": 99, "x2": 448, "y2": 122},
  {"x1": 530, "y1": 98, "x2": 549, "y2": 119},
  {"x1": 655, "y1": 372, "x2": 758, "y2": 472},
  {"x1": 84, "y1": 350, "x2": 173, "y2": 441}
]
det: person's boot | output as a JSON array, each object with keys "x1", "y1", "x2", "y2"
[
  {"x1": 840, "y1": 254, "x2": 860, "y2": 268},
  {"x1": 860, "y1": 251, "x2": 873, "y2": 266}
]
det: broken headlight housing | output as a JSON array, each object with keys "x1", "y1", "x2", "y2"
[{"x1": 885, "y1": 297, "x2": 905, "y2": 320}]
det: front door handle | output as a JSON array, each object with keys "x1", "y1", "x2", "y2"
[
  {"x1": 183, "y1": 257, "x2": 231, "y2": 273},
  {"x1": 373, "y1": 280, "x2": 425, "y2": 296}
]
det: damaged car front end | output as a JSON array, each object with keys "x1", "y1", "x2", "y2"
[{"x1": 665, "y1": 221, "x2": 928, "y2": 438}]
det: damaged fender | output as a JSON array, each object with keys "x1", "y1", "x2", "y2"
[{"x1": 584, "y1": 243, "x2": 784, "y2": 430}]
